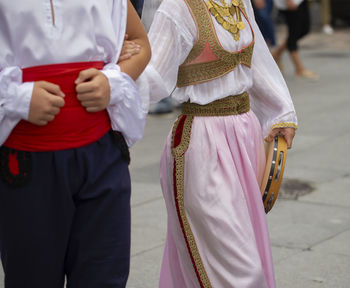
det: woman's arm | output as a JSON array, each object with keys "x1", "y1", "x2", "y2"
[
  {"x1": 118, "y1": 0, "x2": 151, "y2": 80},
  {"x1": 245, "y1": 0, "x2": 297, "y2": 147}
]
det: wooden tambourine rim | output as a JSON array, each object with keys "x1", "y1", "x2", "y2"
[{"x1": 260, "y1": 135, "x2": 288, "y2": 213}]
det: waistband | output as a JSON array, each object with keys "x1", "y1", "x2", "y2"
[
  {"x1": 4, "y1": 61, "x2": 111, "y2": 152},
  {"x1": 181, "y1": 92, "x2": 250, "y2": 116}
]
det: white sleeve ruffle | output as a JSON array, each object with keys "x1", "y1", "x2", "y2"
[
  {"x1": 138, "y1": 3, "x2": 195, "y2": 105},
  {"x1": 137, "y1": 64, "x2": 170, "y2": 105},
  {"x1": 0, "y1": 66, "x2": 33, "y2": 145},
  {"x1": 246, "y1": 1, "x2": 298, "y2": 138},
  {"x1": 102, "y1": 63, "x2": 146, "y2": 147}
]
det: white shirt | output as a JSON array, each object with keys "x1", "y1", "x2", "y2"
[
  {"x1": 139, "y1": 0, "x2": 298, "y2": 138},
  {"x1": 0, "y1": 0, "x2": 147, "y2": 147}
]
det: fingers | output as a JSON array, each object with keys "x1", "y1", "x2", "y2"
[
  {"x1": 79, "y1": 98, "x2": 104, "y2": 112},
  {"x1": 75, "y1": 71, "x2": 110, "y2": 112},
  {"x1": 28, "y1": 81, "x2": 66, "y2": 126},
  {"x1": 123, "y1": 41, "x2": 141, "y2": 53},
  {"x1": 118, "y1": 40, "x2": 141, "y2": 63},
  {"x1": 269, "y1": 127, "x2": 295, "y2": 149},
  {"x1": 41, "y1": 82, "x2": 65, "y2": 108},
  {"x1": 266, "y1": 128, "x2": 279, "y2": 142},
  {"x1": 40, "y1": 81, "x2": 65, "y2": 97},
  {"x1": 281, "y1": 128, "x2": 295, "y2": 149},
  {"x1": 50, "y1": 95, "x2": 65, "y2": 108},
  {"x1": 75, "y1": 68, "x2": 99, "y2": 85},
  {"x1": 284, "y1": 133, "x2": 293, "y2": 149},
  {"x1": 75, "y1": 81, "x2": 95, "y2": 95},
  {"x1": 118, "y1": 53, "x2": 132, "y2": 63},
  {"x1": 85, "y1": 106, "x2": 102, "y2": 113}
]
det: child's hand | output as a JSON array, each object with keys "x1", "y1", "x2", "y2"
[
  {"x1": 75, "y1": 68, "x2": 110, "y2": 112},
  {"x1": 118, "y1": 34, "x2": 141, "y2": 63},
  {"x1": 28, "y1": 81, "x2": 65, "y2": 126}
]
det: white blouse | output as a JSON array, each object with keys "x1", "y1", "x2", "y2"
[
  {"x1": 139, "y1": 0, "x2": 298, "y2": 138},
  {"x1": 0, "y1": 0, "x2": 146, "y2": 147}
]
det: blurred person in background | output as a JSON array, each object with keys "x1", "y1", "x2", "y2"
[
  {"x1": 321, "y1": 0, "x2": 334, "y2": 35},
  {"x1": 272, "y1": 0, "x2": 319, "y2": 79},
  {"x1": 252, "y1": 0, "x2": 277, "y2": 48}
]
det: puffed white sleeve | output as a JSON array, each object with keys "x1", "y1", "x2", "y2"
[
  {"x1": 102, "y1": 0, "x2": 146, "y2": 147},
  {"x1": 137, "y1": 1, "x2": 195, "y2": 104},
  {"x1": 246, "y1": 0, "x2": 298, "y2": 139},
  {"x1": 0, "y1": 66, "x2": 33, "y2": 146}
]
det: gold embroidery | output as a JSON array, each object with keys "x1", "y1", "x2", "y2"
[
  {"x1": 176, "y1": 0, "x2": 254, "y2": 87},
  {"x1": 181, "y1": 92, "x2": 250, "y2": 116},
  {"x1": 171, "y1": 115, "x2": 194, "y2": 159},
  {"x1": 271, "y1": 122, "x2": 298, "y2": 130},
  {"x1": 171, "y1": 115, "x2": 213, "y2": 288}
]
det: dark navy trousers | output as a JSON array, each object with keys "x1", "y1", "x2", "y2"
[{"x1": 0, "y1": 132, "x2": 131, "y2": 288}]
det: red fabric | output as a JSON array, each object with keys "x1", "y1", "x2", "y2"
[
  {"x1": 4, "y1": 62, "x2": 111, "y2": 151},
  {"x1": 8, "y1": 152, "x2": 19, "y2": 176},
  {"x1": 173, "y1": 115, "x2": 187, "y2": 149}
]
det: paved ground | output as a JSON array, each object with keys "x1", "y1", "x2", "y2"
[{"x1": 1, "y1": 26, "x2": 349, "y2": 288}]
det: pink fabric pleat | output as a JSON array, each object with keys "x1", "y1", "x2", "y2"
[{"x1": 159, "y1": 110, "x2": 276, "y2": 288}]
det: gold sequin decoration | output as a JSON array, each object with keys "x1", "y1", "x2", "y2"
[{"x1": 206, "y1": 0, "x2": 246, "y2": 41}]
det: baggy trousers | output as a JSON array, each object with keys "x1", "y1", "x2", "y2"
[{"x1": 0, "y1": 132, "x2": 131, "y2": 288}]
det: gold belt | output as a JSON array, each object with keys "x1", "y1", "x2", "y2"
[{"x1": 181, "y1": 92, "x2": 250, "y2": 116}]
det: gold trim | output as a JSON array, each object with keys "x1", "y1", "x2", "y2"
[
  {"x1": 170, "y1": 92, "x2": 250, "y2": 287},
  {"x1": 171, "y1": 116, "x2": 213, "y2": 288},
  {"x1": 171, "y1": 115, "x2": 194, "y2": 159},
  {"x1": 176, "y1": 0, "x2": 254, "y2": 87},
  {"x1": 271, "y1": 122, "x2": 298, "y2": 130},
  {"x1": 181, "y1": 92, "x2": 250, "y2": 116}
]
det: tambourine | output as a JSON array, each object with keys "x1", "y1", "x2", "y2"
[{"x1": 260, "y1": 135, "x2": 288, "y2": 214}]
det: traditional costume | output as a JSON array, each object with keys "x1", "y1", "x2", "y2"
[
  {"x1": 0, "y1": 1, "x2": 146, "y2": 287},
  {"x1": 140, "y1": 0, "x2": 297, "y2": 287}
]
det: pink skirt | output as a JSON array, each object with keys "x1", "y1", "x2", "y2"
[{"x1": 158, "y1": 110, "x2": 275, "y2": 288}]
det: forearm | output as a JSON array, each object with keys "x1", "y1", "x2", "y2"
[
  {"x1": 119, "y1": 37, "x2": 151, "y2": 81},
  {"x1": 119, "y1": 0, "x2": 151, "y2": 81}
]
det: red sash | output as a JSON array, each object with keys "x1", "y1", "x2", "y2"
[{"x1": 4, "y1": 62, "x2": 111, "y2": 151}]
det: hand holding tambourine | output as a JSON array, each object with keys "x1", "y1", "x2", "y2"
[{"x1": 261, "y1": 127, "x2": 295, "y2": 213}]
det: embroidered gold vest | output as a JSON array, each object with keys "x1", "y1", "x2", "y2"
[{"x1": 176, "y1": 0, "x2": 255, "y2": 87}]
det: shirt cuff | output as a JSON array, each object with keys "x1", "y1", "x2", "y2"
[
  {"x1": 102, "y1": 63, "x2": 147, "y2": 147},
  {"x1": 0, "y1": 66, "x2": 33, "y2": 120}
]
